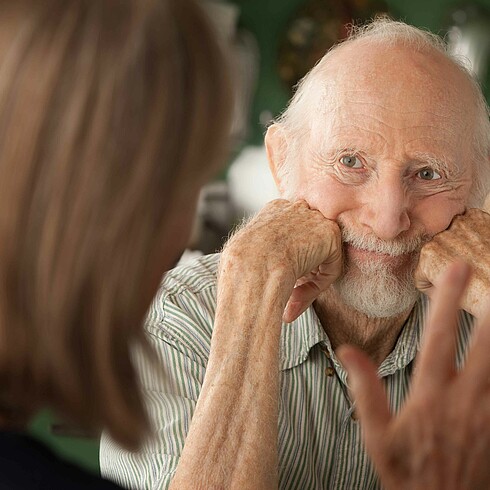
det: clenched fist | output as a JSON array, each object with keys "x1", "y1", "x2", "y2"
[
  {"x1": 415, "y1": 208, "x2": 490, "y2": 318},
  {"x1": 222, "y1": 199, "x2": 343, "y2": 322}
]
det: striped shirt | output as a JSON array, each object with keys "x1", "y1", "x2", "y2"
[{"x1": 100, "y1": 253, "x2": 475, "y2": 489}]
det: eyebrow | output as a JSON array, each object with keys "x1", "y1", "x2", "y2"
[
  {"x1": 410, "y1": 152, "x2": 460, "y2": 176},
  {"x1": 316, "y1": 147, "x2": 364, "y2": 160}
]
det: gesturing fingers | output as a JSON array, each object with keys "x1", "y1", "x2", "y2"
[
  {"x1": 412, "y1": 261, "x2": 471, "y2": 395},
  {"x1": 461, "y1": 300, "x2": 490, "y2": 397},
  {"x1": 338, "y1": 262, "x2": 490, "y2": 490}
]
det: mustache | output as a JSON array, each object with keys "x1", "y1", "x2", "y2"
[{"x1": 338, "y1": 223, "x2": 432, "y2": 256}]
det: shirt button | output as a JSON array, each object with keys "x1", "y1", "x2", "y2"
[
  {"x1": 321, "y1": 347, "x2": 331, "y2": 359},
  {"x1": 325, "y1": 366, "x2": 335, "y2": 377},
  {"x1": 351, "y1": 410, "x2": 358, "y2": 421}
]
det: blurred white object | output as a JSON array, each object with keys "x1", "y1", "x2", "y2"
[
  {"x1": 447, "y1": 4, "x2": 490, "y2": 79},
  {"x1": 188, "y1": 181, "x2": 234, "y2": 254},
  {"x1": 202, "y1": 1, "x2": 259, "y2": 144},
  {"x1": 202, "y1": 1, "x2": 240, "y2": 42},
  {"x1": 228, "y1": 145, "x2": 280, "y2": 217},
  {"x1": 178, "y1": 249, "x2": 204, "y2": 266}
]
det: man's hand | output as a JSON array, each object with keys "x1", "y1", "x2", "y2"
[
  {"x1": 415, "y1": 208, "x2": 490, "y2": 318},
  {"x1": 339, "y1": 262, "x2": 490, "y2": 490},
  {"x1": 172, "y1": 199, "x2": 342, "y2": 489},
  {"x1": 223, "y1": 199, "x2": 342, "y2": 322}
]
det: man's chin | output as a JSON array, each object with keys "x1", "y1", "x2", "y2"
[{"x1": 333, "y1": 258, "x2": 420, "y2": 319}]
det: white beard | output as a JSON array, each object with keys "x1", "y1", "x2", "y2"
[{"x1": 333, "y1": 224, "x2": 430, "y2": 318}]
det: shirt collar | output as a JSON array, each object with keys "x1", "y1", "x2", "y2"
[
  {"x1": 279, "y1": 294, "x2": 428, "y2": 378},
  {"x1": 377, "y1": 294, "x2": 427, "y2": 377},
  {"x1": 279, "y1": 305, "x2": 326, "y2": 371}
]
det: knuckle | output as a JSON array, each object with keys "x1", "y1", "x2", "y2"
[
  {"x1": 267, "y1": 198, "x2": 288, "y2": 210},
  {"x1": 465, "y1": 208, "x2": 483, "y2": 218},
  {"x1": 420, "y1": 240, "x2": 439, "y2": 258}
]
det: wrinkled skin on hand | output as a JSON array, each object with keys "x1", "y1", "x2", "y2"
[
  {"x1": 339, "y1": 262, "x2": 490, "y2": 490},
  {"x1": 223, "y1": 199, "x2": 342, "y2": 322},
  {"x1": 415, "y1": 209, "x2": 490, "y2": 318}
]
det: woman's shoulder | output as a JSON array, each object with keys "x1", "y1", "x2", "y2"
[{"x1": 0, "y1": 431, "x2": 124, "y2": 490}]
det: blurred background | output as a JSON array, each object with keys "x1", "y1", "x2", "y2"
[
  {"x1": 186, "y1": 0, "x2": 490, "y2": 262},
  {"x1": 30, "y1": 0, "x2": 490, "y2": 476}
]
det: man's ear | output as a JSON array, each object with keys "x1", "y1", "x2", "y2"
[{"x1": 265, "y1": 124, "x2": 288, "y2": 195}]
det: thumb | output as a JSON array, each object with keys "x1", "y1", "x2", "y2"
[
  {"x1": 282, "y1": 282, "x2": 319, "y2": 323},
  {"x1": 283, "y1": 265, "x2": 341, "y2": 323}
]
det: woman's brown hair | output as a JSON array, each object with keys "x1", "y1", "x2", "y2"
[{"x1": 0, "y1": 0, "x2": 231, "y2": 449}]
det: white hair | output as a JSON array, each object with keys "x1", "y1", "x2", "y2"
[{"x1": 275, "y1": 16, "x2": 490, "y2": 206}]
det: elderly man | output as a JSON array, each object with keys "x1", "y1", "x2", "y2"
[{"x1": 101, "y1": 18, "x2": 490, "y2": 489}]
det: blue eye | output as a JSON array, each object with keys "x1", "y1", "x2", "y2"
[
  {"x1": 418, "y1": 168, "x2": 441, "y2": 180},
  {"x1": 340, "y1": 155, "x2": 363, "y2": 168}
]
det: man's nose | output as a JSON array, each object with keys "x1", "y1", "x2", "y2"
[{"x1": 358, "y1": 175, "x2": 411, "y2": 241}]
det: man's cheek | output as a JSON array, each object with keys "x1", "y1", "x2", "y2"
[
  {"x1": 411, "y1": 194, "x2": 466, "y2": 237},
  {"x1": 297, "y1": 181, "x2": 359, "y2": 222}
]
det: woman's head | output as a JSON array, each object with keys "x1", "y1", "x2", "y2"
[{"x1": 0, "y1": 0, "x2": 231, "y2": 448}]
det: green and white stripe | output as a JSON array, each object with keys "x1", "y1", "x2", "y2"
[{"x1": 100, "y1": 253, "x2": 475, "y2": 489}]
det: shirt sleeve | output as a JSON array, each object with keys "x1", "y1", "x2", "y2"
[{"x1": 99, "y1": 280, "x2": 215, "y2": 490}]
